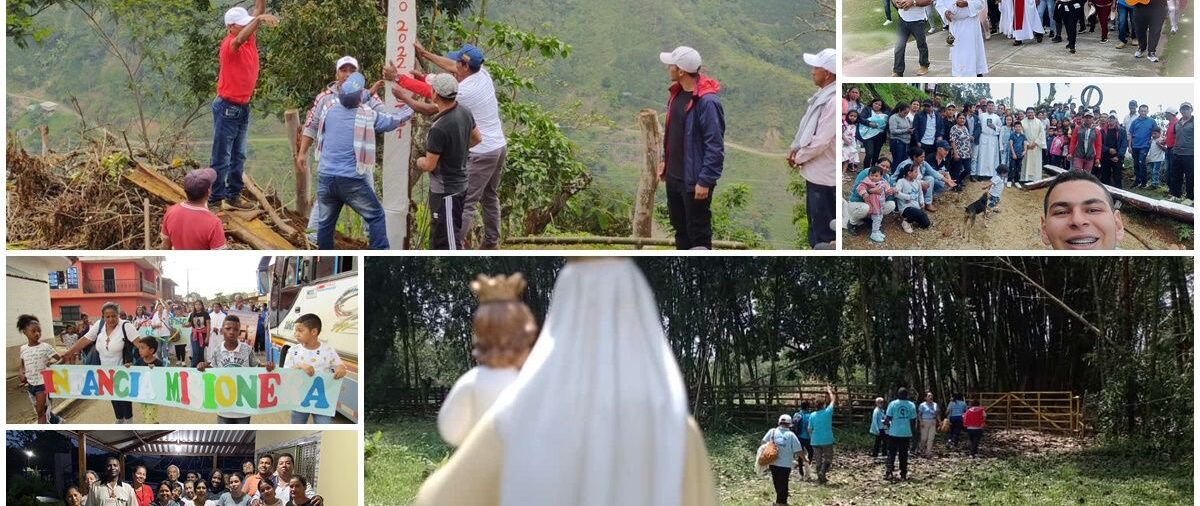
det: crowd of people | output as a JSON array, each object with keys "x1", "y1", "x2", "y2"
[
  {"x1": 61, "y1": 455, "x2": 323, "y2": 506},
  {"x1": 17, "y1": 296, "x2": 344, "y2": 424},
  {"x1": 760, "y1": 387, "x2": 988, "y2": 505},
  {"x1": 887, "y1": 0, "x2": 1185, "y2": 75},
  {"x1": 841, "y1": 88, "x2": 1194, "y2": 247}
]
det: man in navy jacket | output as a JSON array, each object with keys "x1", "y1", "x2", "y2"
[
  {"x1": 910, "y1": 99, "x2": 945, "y2": 161},
  {"x1": 658, "y1": 46, "x2": 726, "y2": 250}
]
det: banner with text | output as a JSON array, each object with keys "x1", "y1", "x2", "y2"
[{"x1": 43, "y1": 365, "x2": 340, "y2": 416}]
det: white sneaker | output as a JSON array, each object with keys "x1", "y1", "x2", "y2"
[
  {"x1": 1148, "y1": 52, "x2": 1159, "y2": 62},
  {"x1": 1134, "y1": 50, "x2": 1144, "y2": 58},
  {"x1": 884, "y1": 19, "x2": 893, "y2": 26},
  {"x1": 902, "y1": 220, "x2": 914, "y2": 233}
]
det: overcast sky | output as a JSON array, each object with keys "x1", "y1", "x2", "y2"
[
  {"x1": 161, "y1": 254, "x2": 263, "y2": 298},
  {"x1": 995, "y1": 83, "x2": 1193, "y2": 114}
]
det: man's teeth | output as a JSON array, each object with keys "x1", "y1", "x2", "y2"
[{"x1": 1067, "y1": 237, "x2": 1098, "y2": 244}]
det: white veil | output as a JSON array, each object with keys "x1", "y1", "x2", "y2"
[{"x1": 491, "y1": 258, "x2": 689, "y2": 506}]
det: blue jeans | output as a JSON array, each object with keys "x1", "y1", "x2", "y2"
[
  {"x1": 883, "y1": 0, "x2": 893, "y2": 20},
  {"x1": 1131, "y1": 147, "x2": 1149, "y2": 185},
  {"x1": 1038, "y1": 0, "x2": 1056, "y2": 33},
  {"x1": 316, "y1": 174, "x2": 390, "y2": 250},
  {"x1": 290, "y1": 411, "x2": 335, "y2": 424},
  {"x1": 210, "y1": 97, "x2": 250, "y2": 203},
  {"x1": 190, "y1": 340, "x2": 204, "y2": 368},
  {"x1": 921, "y1": 175, "x2": 946, "y2": 202},
  {"x1": 1117, "y1": 4, "x2": 1134, "y2": 43},
  {"x1": 1147, "y1": 161, "x2": 1163, "y2": 186}
]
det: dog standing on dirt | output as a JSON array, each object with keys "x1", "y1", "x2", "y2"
[{"x1": 961, "y1": 191, "x2": 992, "y2": 239}]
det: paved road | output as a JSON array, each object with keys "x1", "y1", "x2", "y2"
[{"x1": 845, "y1": 23, "x2": 1174, "y2": 77}]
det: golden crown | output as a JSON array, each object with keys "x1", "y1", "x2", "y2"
[{"x1": 471, "y1": 273, "x2": 527, "y2": 303}]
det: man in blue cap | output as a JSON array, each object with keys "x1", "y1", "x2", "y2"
[
  {"x1": 312, "y1": 72, "x2": 414, "y2": 249},
  {"x1": 409, "y1": 41, "x2": 507, "y2": 249}
]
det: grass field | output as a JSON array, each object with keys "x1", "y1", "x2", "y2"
[
  {"x1": 364, "y1": 416, "x2": 1191, "y2": 506},
  {"x1": 843, "y1": 0, "x2": 900, "y2": 62}
]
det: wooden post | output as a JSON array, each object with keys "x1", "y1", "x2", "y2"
[
  {"x1": 285, "y1": 110, "x2": 310, "y2": 218},
  {"x1": 38, "y1": 125, "x2": 49, "y2": 156},
  {"x1": 1006, "y1": 394, "x2": 1012, "y2": 430},
  {"x1": 77, "y1": 432, "x2": 87, "y2": 487},
  {"x1": 633, "y1": 109, "x2": 662, "y2": 247},
  {"x1": 143, "y1": 199, "x2": 152, "y2": 249}
]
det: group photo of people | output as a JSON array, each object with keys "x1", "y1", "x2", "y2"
[
  {"x1": 841, "y1": 82, "x2": 1194, "y2": 250},
  {"x1": 7, "y1": 255, "x2": 358, "y2": 424},
  {"x1": 5, "y1": 429, "x2": 356, "y2": 505},
  {"x1": 842, "y1": 0, "x2": 1192, "y2": 76},
  {"x1": 362, "y1": 255, "x2": 1192, "y2": 505}
]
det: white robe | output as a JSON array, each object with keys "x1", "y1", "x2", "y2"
[
  {"x1": 999, "y1": 0, "x2": 1014, "y2": 35},
  {"x1": 975, "y1": 112, "x2": 1002, "y2": 177},
  {"x1": 939, "y1": 0, "x2": 989, "y2": 76},
  {"x1": 1004, "y1": 0, "x2": 1043, "y2": 40},
  {"x1": 1020, "y1": 118, "x2": 1046, "y2": 181}
]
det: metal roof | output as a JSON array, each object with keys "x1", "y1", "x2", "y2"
[{"x1": 56, "y1": 430, "x2": 255, "y2": 457}]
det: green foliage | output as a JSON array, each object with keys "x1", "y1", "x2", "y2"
[
  {"x1": 1177, "y1": 224, "x2": 1193, "y2": 243},
  {"x1": 788, "y1": 174, "x2": 810, "y2": 248},
  {"x1": 6, "y1": 469, "x2": 58, "y2": 506},
  {"x1": 363, "y1": 418, "x2": 451, "y2": 505},
  {"x1": 553, "y1": 180, "x2": 633, "y2": 237},
  {"x1": 844, "y1": 82, "x2": 930, "y2": 110},
  {"x1": 709, "y1": 183, "x2": 766, "y2": 248}
]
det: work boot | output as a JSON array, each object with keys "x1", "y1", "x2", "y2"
[{"x1": 222, "y1": 198, "x2": 255, "y2": 211}]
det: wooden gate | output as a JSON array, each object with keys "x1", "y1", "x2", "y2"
[{"x1": 970, "y1": 391, "x2": 1083, "y2": 433}]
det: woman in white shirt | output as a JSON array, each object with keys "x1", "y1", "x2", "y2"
[{"x1": 61, "y1": 302, "x2": 139, "y2": 423}]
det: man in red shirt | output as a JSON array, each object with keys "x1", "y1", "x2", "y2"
[
  {"x1": 210, "y1": 0, "x2": 276, "y2": 211},
  {"x1": 161, "y1": 168, "x2": 228, "y2": 250}
]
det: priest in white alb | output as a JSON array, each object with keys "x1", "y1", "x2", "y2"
[
  {"x1": 975, "y1": 104, "x2": 1002, "y2": 177},
  {"x1": 1003, "y1": 0, "x2": 1044, "y2": 44},
  {"x1": 938, "y1": 0, "x2": 989, "y2": 76},
  {"x1": 1020, "y1": 107, "x2": 1046, "y2": 182}
]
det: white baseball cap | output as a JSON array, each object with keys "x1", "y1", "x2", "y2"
[
  {"x1": 659, "y1": 46, "x2": 702, "y2": 73},
  {"x1": 429, "y1": 73, "x2": 459, "y2": 98},
  {"x1": 777, "y1": 414, "x2": 793, "y2": 425},
  {"x1": 803, "y1": 48, "x2": 838, "y2": 73},
  {"x1": 335, "y1": 56, "x2": 359, "y2": 71},
  {"x1": 224, "y1": 7, "x2": 255, "y2": 26}
]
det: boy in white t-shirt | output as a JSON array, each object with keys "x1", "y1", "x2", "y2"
[
  {"x1": 17, "y1": 314, "x2": 64, "y2": 423},
  {"x1": 284, "y1": 313, "x2": 347, "y2": 424},
  {"x1": 198, "y1": 315, "x2": 275, "y2": 424}
]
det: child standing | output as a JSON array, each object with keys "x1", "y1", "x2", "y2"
[
  {"x1": 186, "y1": 300, "x2": 210, "y2": 367},
  {"x1": 1008, "y1": 123, "x2": 1026, "y2": 186},
  {"x1": 284, "y1": 314, "x2": 348, "y2": 424},
  {"x1": 1147, "y1": 126, "x2": 1166, "y2": 190},
  {"x1": 987, "y1": 165, "x2": 1010, "y2": 212},
  {"x1": 127, "y1": 336, "x2": 165, "y2": 423},
  {"x1": 58, "y1": 323, "x2": 79, "y2": 364},
  {"x1": 870, "y1": 397, "x2": 887, "y2": 459},
  {"x1": 843, "y1": 110, "x2": 862, "y2": 174},
  {"x1": 197, "y1": 316, "x2": 275, "y2": 424},
  {"x1": 856, "y1": 166, "x2": 893, "y2": 243},
  {"x1": 17, "y1": 314, "x2": 63, "y2": 424},
  {"x1": 1049, "y1": 126, "x2": 1067, "y2": 169}
]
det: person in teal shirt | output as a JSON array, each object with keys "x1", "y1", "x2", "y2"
[
  {"x1": 884, "y1": 387, "x2": 917, "y2": 481},
  {"x1": 762, "y1": 414, "x2": 803, "y2": 505},
  {"x1": 869, "y1": 397, "x2": 886, "y2": 458},
  {"x1": 806, "y1": 385, "x2": 837, "y2": 485},
  {"x1": 791, "y1": 401, "x2": 813, "y2": 477}
]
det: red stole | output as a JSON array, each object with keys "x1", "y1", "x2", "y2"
[{"x1": 1013, "y1": 0, "x2": 1025, "y2": 30}]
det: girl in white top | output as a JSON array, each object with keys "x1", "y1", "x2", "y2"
[
  {"x1": 18, "y1": 314, "x2": 63, "y2": 423},
  {"x1": 61, "y1": 302, "x2": 139, "y2": 423}
]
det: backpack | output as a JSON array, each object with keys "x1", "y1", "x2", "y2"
[{"x1": 757, "y1": 429, "x2": 780, "y2": 466}]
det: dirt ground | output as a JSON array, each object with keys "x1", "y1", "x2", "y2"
[{"x1": 844, "y1": 178, "x2": 1191, "y2": 250}]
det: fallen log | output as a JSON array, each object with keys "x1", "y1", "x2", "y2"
[
  {"x1": 505, "y1": 236, "x2": 749, "y2": 249},
  {"x1": 1041, "y1": 165, "x2": 1193, "y2": 223}
]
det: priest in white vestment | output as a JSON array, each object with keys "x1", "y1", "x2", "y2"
[
  {"x1": 939, "y1": 0, "x2": 989, "y2": 76},
  {"x1": 976, "y1": 107, "x2": 1002, "y2": 177},
  {"x1": 1020, "y1": 109, "x2": 1046, "y2": 181},
  {"x1": 1004, "y1": 0, "x2": 1044, "y2": 43}
]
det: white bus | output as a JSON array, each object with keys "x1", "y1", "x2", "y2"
[{"x1": 259, "y1": 256, "x2": 359, "y2": 423}]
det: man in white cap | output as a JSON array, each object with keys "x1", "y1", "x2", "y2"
[
  {"x1": 788, "y1": 48, "x2": 837, "y2": 249},
  {"x1": 298, "y1": 55, "x2": 402, "y2": 243},
  {"x1": 658, "y1": 46, "x2": 725, "y2": 250},
  {"x1": 416, "y1": 74, "x2": 482, "y2": 250},
  {"x1": 210, "y1": 0, "x2": 277, "y2": 211},
  {"x1": 937, "y1": 0, "x2": 989, "y2": 76}
]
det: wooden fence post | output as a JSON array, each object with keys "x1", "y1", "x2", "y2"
[
  {"x1": 285, "y1": 110, "x2": 310, "y2": 218},
  {"x1": 143, "y1": 198, "x2": 151, "y2": 249},
  {"x1": 633, "y1": 109, "x2": 662, "y2": 246},
  {"x1": 38, "y1": 125, "x2": 49, "y2": 156}
]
